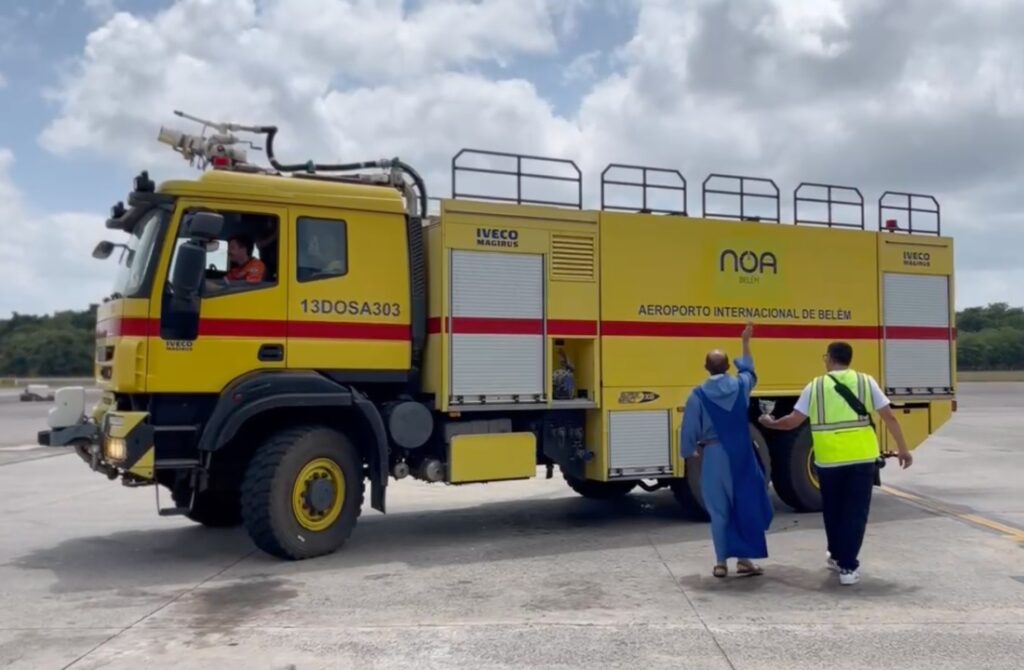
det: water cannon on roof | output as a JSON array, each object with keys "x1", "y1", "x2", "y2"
[
  {"x1": 157, "y1": 110, "x2": 267, "y2": 171},
  {"x1": 154, "y1": 109, "x2": 429, "y2": 217}
]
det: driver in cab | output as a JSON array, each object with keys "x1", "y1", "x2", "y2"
[{"x1": 226, "y1": 235, "x2": 266, "y2": 284}]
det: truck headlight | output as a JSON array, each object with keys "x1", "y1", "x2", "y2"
[{"x1": 104, "y1": 437, "x2": 127, "y2": 462}]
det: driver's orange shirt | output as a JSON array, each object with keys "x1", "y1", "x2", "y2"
[{"x1": 227, "y1": 258, "x2": 266, "y2": 283}]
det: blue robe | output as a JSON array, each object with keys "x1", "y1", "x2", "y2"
[{"x1": 681, "y1": 356, "x2": 773, "y2": 561}]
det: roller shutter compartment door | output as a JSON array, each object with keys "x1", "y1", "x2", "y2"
[
  {"x1": 608, "y1": 410, "x2": 672, "y2": 478},
  {"x1": 883, "y1": 273, "x2": 953, "y2": 392},
  {"x1": 450, "y1": 250, "x2": 545, "y2": 402}
]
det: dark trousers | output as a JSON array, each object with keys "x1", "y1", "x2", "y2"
[{"x1": 818, "y1": 462, "x2": 875, "y2": 571}]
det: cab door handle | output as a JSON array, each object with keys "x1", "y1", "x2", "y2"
[{"x1": 258, "y1": 343, "x2": 284, "y2": 362}]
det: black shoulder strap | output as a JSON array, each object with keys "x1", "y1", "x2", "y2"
[{"x1": 826, "y1": 373, "x2": 870, "y2": 419}]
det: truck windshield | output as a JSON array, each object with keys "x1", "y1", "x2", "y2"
[{"x1": 110, "y1": 208, "x2": 164, "y2": 298}]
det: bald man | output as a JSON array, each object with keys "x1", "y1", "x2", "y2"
[{"x1": 680, "y1": 321, "x2": 774, "y2": 578}]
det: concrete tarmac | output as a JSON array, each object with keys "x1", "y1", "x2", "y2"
[{"x1": 0, "y1": 384, "x2": 1021, "y2": 669}]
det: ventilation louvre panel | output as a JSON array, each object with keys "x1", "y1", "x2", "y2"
[{"x1": 550, "y1": 233, "x2": 596, "y2": 281}]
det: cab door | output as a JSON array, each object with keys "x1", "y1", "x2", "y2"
[
  {"x1": 148, "y1": 199, "x2": 289, "y2": 393},
  {"x1": 286, "y1": 206, "x2": 410, "y2": 375}
]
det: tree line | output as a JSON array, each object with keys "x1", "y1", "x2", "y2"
[
  {"x1": 0, "y1": 305, "x2": 98, "y2": 377},
  {"x1": 955, "y1": 303, "x2": 1024, "y2": 371},
  {"x1": 1, "y1": 302, "x2": 1021, "y2": 377}
]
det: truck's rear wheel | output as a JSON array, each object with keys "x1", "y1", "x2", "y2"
[
  {"x1": 670, "y1": 459, "x2": 710, "y2": 522},
  {"x1": 769, "y1": 424, "x2": 822, "y2": 512},
  {"x1": 563, "y1": 471, "x2": 637, "y2": 499},
  {"x1": 241, "y1": 425, "x2": 364, "y2": 560},
  {"x1": 671, "y1": 423, "x2": 771, "y2": 522},
  {"x1": 172, "y1": 487, "x2": 242, "y2": 528}
]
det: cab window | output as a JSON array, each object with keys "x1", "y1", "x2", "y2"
[
  {"x1": 168, "y1": 209, "x2": 280, "y2": 297},
  {"x1": 297, "y1": 217, "x2": 348, "y2": 282}
]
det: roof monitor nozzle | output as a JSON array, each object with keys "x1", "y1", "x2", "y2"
[{"x1": 156, "y1": 110, "x2": 266, "y2": 170}]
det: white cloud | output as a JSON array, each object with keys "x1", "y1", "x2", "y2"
[
  {"x1": 25, "y1": 0, "x2": 1024, "y2": 312},
  {"x1": 82, "y1": 0, "x2": 118, "y2": 20},
  {"x1": 563, "y1": 51, "x2": 601, "y2": 84},
  {"x1": 0, "y1": 149, "x2": 110, "y2": 316}
]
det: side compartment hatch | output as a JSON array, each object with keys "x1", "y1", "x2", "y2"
[
  {"x1": 449, "y1": 249, "x2": 545, "y2": 404},
  {"x1": 882, "y1": 273, "x2": 953, "y2": 395}
]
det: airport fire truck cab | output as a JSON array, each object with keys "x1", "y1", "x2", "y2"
[{"x1": 38, "y1": 112, "x2": 957, "y2": 560}]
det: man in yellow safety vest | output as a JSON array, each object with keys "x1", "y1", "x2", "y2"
[{"x1": 758, "y1": 341, "x2": 913, "y2": 585}]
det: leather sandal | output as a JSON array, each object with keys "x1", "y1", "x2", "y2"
[
  {"x1": 736, "y1": 560, "x2": 764, "y2": 576},
  {"x1": 713, "y1": 564, "x2": 728, "y2": 578}
]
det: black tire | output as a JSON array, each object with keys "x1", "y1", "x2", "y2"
[
  {"x1": 563, "y1": 471, "x2": 638, "y2": 499},
  {"x1": 241, "y1": 425, "x2": 364, "y2": 560},
  {"x1": 768, "y1": 423, "x2": 822, "y2": 512},
  {"x1": 670, "y1": 423, "x2": 771, "y2": 522},
  {"x1": 670, "y1": 461, "x2": 710, "y2": 522},
  {"x1": 172, "y1": 487, "x2": 243, "y2": 528}
]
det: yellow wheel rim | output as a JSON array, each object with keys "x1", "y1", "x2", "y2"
[
  {"x1": 806, "y1": 449, "x2": 820, "y2": 490},
  {"x1": 291, "y1": 457, "x2": 345, "y2": 531}
]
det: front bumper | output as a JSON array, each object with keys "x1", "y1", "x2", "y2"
[{"x1": 38, "y1": 411, "x2": 155, "y2": 481}]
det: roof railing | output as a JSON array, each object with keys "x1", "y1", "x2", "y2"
[
  {"x1": 451, "y1": 148, "x2": 583, "y2": 209},
  {"x1": 793, "y1": 182, "x2": 865, "y2": 229},
  {"x1": 599, "y1": 163, "x2": 687, "y2": 215},
  {"x1": 445, "y1": 148, "x2": 943, "y2": 236},
  {"x1": 878, "y1": 191, "x2": 941, "y2": 236},
  {"x1": 701, "y1": 174, "x2": 780, "y2": 222}
]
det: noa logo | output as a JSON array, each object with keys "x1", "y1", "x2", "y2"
[
  {"x1": 719, "y1": 249, "x2": 778, "y2": 275},
  {"x1": 476, "y1": 227, "x2": 519, "y2": 248}
]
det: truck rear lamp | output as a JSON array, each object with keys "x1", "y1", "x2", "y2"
[{"x1": 103, "y1": 436, "x2": 127, "y2": 462}]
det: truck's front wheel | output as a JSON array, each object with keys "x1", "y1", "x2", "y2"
[{"x1": 241, "y1": 425, "x2": 364, "y2": 560}]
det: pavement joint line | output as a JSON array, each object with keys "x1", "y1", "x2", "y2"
[
  {"x1": 62, "y1": 548, "x2": 257, "y2": 670},
  {"x1": 881, "y1": 484, "x2": 1024, "y2": 542},
  {"x1": 0, "y1": 453, "x2": 70, "y2": 465},
  {"x1": 648, "y1": 536, "x2": 738, "y2": 670}
]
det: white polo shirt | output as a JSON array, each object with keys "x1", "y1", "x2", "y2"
[{"x1": 793, "y1": 369, "x2": 891, "y2": 416}]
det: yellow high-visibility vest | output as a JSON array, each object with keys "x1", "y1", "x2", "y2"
[{"x1": 807, "y1": 368, "x2": 880, "y2": 467}]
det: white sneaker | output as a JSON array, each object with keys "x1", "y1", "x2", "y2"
[
  {"x1": 839, "y1": 569, "x2": 860, "y2": 585},
  {"x1": 826, "y1": 554, "x2": 839, "y2": 573}
]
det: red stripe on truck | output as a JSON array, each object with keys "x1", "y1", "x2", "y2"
[{"x1": 98, "y1": 317, "x2": 954, "y2": 342}]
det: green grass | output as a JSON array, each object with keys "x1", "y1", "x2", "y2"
[{"x1": 958, "y1": 370, "x2": 1024, "y2": 382}]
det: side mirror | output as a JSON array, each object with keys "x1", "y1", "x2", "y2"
[
  {"x1": 163, "y1": 240, "x2": 206, "y2": 341},
  {"x1": 171, "y1": 242, "x2": 207, "y2": 298},
  {"x1": 186, "y1": 212, "x2": 224, "y2": 241},
  {"x1": 92, "y1": 241, "x2": 115, "y2": 260}
]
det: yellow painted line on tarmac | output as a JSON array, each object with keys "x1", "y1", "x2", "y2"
[
  {"x1": 881, "y1": 484, "x2": 1024, "y2": 542},
  {"x1": 959, "y1": 514, "x2": 1024, "y2": 542}
]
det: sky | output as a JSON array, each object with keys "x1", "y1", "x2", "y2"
[{"x1": 0, "y1": 0, "x2": 1022, "y2": 316}]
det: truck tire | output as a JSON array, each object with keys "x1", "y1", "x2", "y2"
[
  {"x1": 670, "y1": 423, "x2": 771, "y2": 522},
  {"x1": 172, "y1": 487, "x2": 242, "y2": 528},
  {"x1": 670, "y1": 461, "x2": 709, "y2": 522},
  {"x1": 563, "y1": 472, "x2": 637, "y2": 499},
  {"x1": 768, "y1": 424, "x2": 822, "y2": 512},
  {"x1": 241, "y1": 425, "x2": 364, "y2": 560}
]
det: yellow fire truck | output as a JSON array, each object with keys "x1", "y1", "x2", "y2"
[{"x1": 39, "y1": 112, "x2": 957, "y2": 560}]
